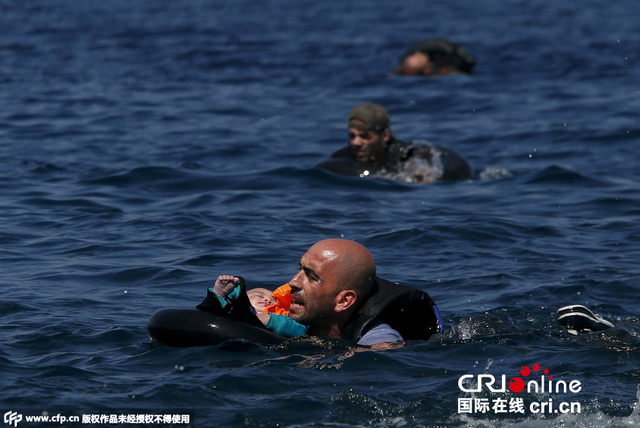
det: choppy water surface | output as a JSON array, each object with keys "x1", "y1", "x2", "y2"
[{"x1": 1, "y1": 0, "x2": 639, "y2": 426}]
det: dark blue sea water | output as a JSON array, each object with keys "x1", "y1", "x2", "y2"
[{"x1": 2, "y1": 0, "x2": 640, "y2": 427}]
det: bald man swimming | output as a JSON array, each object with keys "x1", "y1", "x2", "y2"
[
  {"x1": 197, "y1": 239, "x2": 442, "y2": 347},
  {"x1": 286, "y1": 239, "x2": 401, "y2": 344}
]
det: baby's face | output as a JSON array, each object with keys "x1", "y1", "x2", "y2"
[{"x1": 247, "y1": 288, "x2": 277, "y2": 313}]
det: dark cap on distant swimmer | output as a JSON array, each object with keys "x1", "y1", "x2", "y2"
[{"x1": 348, "y1": 103, "x2": 390, "y2": 133}]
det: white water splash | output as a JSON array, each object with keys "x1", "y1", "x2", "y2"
[
  {"x1": 372, "y1": 144, "x2": 445, "y2": 184},
  {"x1": 479, "y1": 165, "x2": 513, "y2": 180}
]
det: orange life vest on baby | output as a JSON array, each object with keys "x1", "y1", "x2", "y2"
[{"x1": 264, "y1": 283, "x2": 292, "y2": 316}]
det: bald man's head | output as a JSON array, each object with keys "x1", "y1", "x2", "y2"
[
  {"x1": 287, "y1": 239, "x2": 377, "y2": 337},
  {"x1": 322, "y1": 239, "x2": 376, "y2": 302}
]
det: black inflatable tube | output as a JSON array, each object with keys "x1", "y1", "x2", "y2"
[{"x1": 148, "y1": 308, "x2": 287, "y2": 347}]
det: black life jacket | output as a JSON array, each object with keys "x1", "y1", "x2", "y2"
[{"x1": 341, "y1": 277, "x2": 443, "y2": 343}]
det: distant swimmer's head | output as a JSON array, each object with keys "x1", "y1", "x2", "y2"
[
  {"x1": 396, "y1": 52, "x2": 433, "y2": 75},
  {"x1": 347, "y1": 103, "x2": 392, "y2": 163},
  {"x1": 393, "y1": 38, "x2": 475, "y2": 76},
  {"x1": 247, "y1": 288, "x2": 277, "y2": 314}
]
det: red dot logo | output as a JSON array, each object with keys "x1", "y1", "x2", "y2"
[
  {"x1": 532, "y1": 364, "x2": 540, "y2": 371},
  {"x1": 509, "y1": 377, "x2": 525, "y2": 393},
  {"x1": 520, "y1": 366, "x2": 530, "y2": 376}
]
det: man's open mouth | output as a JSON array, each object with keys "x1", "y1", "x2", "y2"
[{"x1": 290, "y1": 294, "x2": 305, "y2": 308}]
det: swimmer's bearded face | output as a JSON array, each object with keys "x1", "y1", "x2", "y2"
[
  {"x1": 348, "y1": 121, "x2": 390, "y2": 163},
  {"x1": 287, "y1": 245, "x2": 342, "y2": 333}
]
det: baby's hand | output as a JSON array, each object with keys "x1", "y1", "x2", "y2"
[{"x1": 213, "y1": 275, "x2": 239, "y2": 297}]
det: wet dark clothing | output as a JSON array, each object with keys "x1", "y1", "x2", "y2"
[
  {"x1": 317, "y1": 137, "x2": 473, "y2": 183},
  {"x1": 397, "y1": 38, "x2": 475, "y2": 74}
]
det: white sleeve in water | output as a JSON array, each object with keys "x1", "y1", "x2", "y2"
[{"x1": 357, "y1": 322, "x2": 404, "y2": 346}]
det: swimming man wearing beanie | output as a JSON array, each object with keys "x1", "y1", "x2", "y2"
[{"x1": 317, "y1": 103, "x2": 473, "y2": 183}]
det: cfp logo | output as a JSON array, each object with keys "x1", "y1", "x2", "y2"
[{"x1": 4, "y1": 412, "x2": 22, "y2": 427}]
